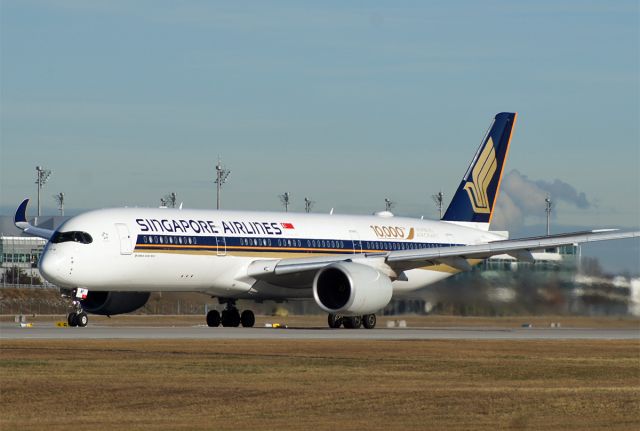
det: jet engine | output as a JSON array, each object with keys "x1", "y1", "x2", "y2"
[
  {"x1": 81, "y1": 291, "x2": 150, "y2": 315},
  {"x1": 313, "y1": 262, "x2": 392, "y2": 315}
]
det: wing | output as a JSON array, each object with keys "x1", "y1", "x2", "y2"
[
  {"x1": 14, "y1": 199, "x2": 55, "y2": 240},
  {"x1": 248, "y1": 229, "x2": 639, "y2": 282}
]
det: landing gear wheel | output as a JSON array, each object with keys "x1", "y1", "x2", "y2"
[
  {"x1": 221, "y1": 309, "x2": 241, "y2": 327},
  {"x1": 76, "y1": 312, "x2": 88, "y2": 327},
  {"x1": 362, "y1": 314, "x2": 376, "y2": 329},
  {"x1": 206, "y1": 310, "x2": 221, "y2": 327},
  {"x1": 344, "y1": 316, "x2": 362, "y2": 329},
  {"x1": 328, "y1": 314, "x2": 343, "y2": 328},
  {"x1": 67, "y1": 313, "x2": 78, "y2": 327},
  {"x1": 240, "y1": 310, "x2": 255, "y2": 327}
]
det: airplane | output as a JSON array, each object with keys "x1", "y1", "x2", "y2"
[{"x1": 14, "y1": 112, "x2": 639, "y2": 329}]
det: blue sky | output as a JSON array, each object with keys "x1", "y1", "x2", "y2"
[{"x1": 1, "y1": 1, "x2": 638, "y2": 271}]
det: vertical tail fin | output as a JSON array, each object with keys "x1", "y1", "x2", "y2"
[{"x1": 442, "y1": 112, "x2": 517, "y2": 228}]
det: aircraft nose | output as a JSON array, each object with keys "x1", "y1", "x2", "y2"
[{"x1": 38, "y1": 249, "x2": 71, "y2": 286}]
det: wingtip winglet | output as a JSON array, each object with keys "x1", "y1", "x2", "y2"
[{"x1": 14, "y1": 198, "x2": 30, "y2": 226}]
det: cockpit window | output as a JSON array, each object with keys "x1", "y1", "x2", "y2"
[{"x1": 51, "y1": 231, "x2": 93, "y2": 244}]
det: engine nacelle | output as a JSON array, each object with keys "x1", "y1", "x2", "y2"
[
  {"x1": 313, "y1": 262, "x2": 393, "y2": 315},
  {"x1": 81, "y1": 291, "x2": 150, "y2": 316}
]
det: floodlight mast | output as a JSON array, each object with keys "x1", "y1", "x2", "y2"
[
  {"x1": 54, "y1": 192, "x2": 65, "y2": 216},
  {"x1": 161, "y1": 192, "x2": 177, "y2": 208},
  {"x1": 432, "y1": 191, "x2": 444, "y2": 219},
  {"x1": 35, "y1": 166, "x2": 52, "y2": 218},
  {"x1": 304, "y1": 197, "x2": 315, "y2": 213},
  {"x1": 214, "y1": 157, "x2": 231, "y2": 210},
  {"x1": 545, "y1": 195, "x2": 552, "y2": 236},
  {"x1": 384, "y1": 198, "x2": 395, "y2": 212},
  {"x1": 280, "y1": 192, "x2": 291, "y2": 212}
]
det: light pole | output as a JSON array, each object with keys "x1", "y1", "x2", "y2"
[
  {"x1": 432, "y1": 191, "x2": 444, "y2": 219},
  {"x1": 280, "y1": 192, "x2": 291, "y2": 212},
  {"x1": 214, "y1": 157, "x2": 231, "y2": 210},
  {"x1": 545, "y1": 196, "x2": 552, "y2": 236},
  {"x1": 304, "y1": 197, "x2": 314, "y2": 213},
  {"x1": 35, "y1": 166, "x2": 52, "y2": 218},
  {"x1": 54, "y1": 192, "x2": 64, "y2": 216},
  {"x1": 384, "y1": 198, "x2": 395, "y2": 212},
  {"x1": 161, "y1": 192, "x2": 177, "y2": 208}
]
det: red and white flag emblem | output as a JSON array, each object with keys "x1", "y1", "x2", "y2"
[{"x1": 281, "y1": 222, "x2": 295, "y2": 229}]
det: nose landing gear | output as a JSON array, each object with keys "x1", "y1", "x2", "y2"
[
  {"x1": 67, "y1": 310, "x2": 88, "y2": 327},
  {"x1": 62, "y1": 289, "x2": 88, "y2": 328}
]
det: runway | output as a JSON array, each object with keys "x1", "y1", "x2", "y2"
[{"x1": 1, "y1": 323, "x2": 638, "y2": 340}]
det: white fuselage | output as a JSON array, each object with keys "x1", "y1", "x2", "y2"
[{"x1": 38, "y1": 208, "x2": 504, "y2": 300}]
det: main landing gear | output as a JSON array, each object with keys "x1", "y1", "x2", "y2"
[
  {"x1": 328, "y1": 313, "x2": 377, "y2": 329},
  {"x1": 206, "y1": 299, "x2": 255, "y2": 328},
  {"x1": 62, "y1": 289, "x2": 88, "y2": 328}
]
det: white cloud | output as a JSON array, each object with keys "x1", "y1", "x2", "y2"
[{"x1": 492, "y1": 169, "x2": 592, "y2": 230}]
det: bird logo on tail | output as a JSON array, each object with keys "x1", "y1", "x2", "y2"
[{"x1": 462, "y1": 137, "x2": 497, "y2": 214}]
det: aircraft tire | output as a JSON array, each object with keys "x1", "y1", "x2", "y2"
[
  {"x1": 221, "y1": 310, "x2": 231, "y2": 327},
  {"x1": 351, "y1": 316, "x2": 362, "y2": 328},
  {"x1": 76, "y1": 312, "x2": 88, "y2": 327},
  {"x1": 362, "y1": 314, "x2": 376, "y2": 329},
  {"x1": 344, "y1": 316, "x2": 362, "y2": 329},
  {"x1": 240, "y1": 310, "x2": 255, "y2": 327},
  {"x1": 328, "y1": 314, "x2": 342, "y2": 328},
  {"x1": 206, "y1": 310, "x2": 221, "y2": 327},
  {"x1": 67, "y1": 313, "x2": 78, "y2": 327},
  {"x1": 221, "y1": 309, "x2": 241, "y2": 327}
]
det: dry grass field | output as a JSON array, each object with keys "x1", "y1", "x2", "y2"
[{"x1": 1, "y1": 338, "x2": 639, "y2": 430}]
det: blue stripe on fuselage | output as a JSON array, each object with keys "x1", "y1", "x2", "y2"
[{"x1": 134, "y1": 234, "x2": 462, "y2": 254}]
